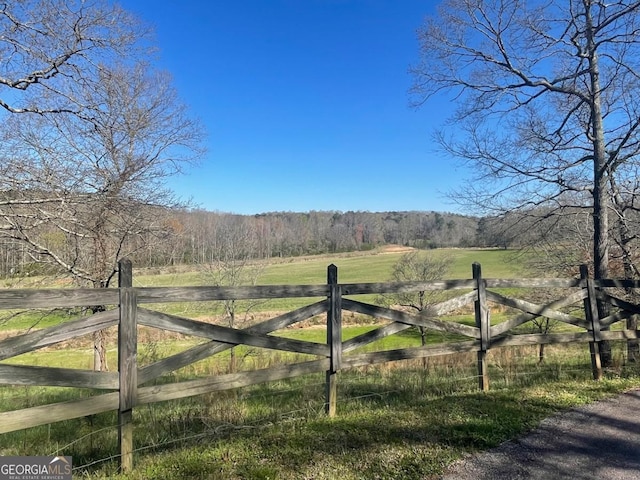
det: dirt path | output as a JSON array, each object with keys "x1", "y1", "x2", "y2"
[{"x1": 439, "y1": 389, "x2": 640, "y2": 480}]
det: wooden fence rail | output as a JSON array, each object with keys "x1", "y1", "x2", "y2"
[{"x1": 0, "y1": 259, "x2": 639, "y2": 472}]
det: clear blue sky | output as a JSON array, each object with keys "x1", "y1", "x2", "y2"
[{"x1": 121, "y1": 1, "x2": 463, "y2": 215}]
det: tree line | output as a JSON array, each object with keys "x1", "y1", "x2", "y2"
[
  {"x1": 0, "y1": 208, "x2": 482, "y2": 276},
  {"x1": 149, "y1": 209, "x2": 480, "y2": 265}
]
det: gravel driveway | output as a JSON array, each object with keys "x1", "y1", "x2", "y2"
[{"x1": 439, "y1": 389, "x2": 640, "y2": 480}]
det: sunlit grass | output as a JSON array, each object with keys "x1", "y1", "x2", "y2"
[
  {"x1": 0, "y1": 248, "x2": 526, "y2": 331},
  {"x1": 133, "y1": 248, "x2": 524, "y2": 287}
]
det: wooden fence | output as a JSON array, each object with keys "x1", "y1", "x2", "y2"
[{"x1": 1, "y1": 259, "x2": 640, "y2": 472}]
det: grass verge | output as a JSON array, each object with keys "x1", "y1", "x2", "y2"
[{"x1": 2, "y1": 343, "x2": 639, "y2": 480}]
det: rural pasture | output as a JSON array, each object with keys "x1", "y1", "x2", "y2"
[{"x1": 1, "y1": 247, "x2": 639, "y2": 479}]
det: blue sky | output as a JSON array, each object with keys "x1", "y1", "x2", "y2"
[{"x1": 121, "y1": 1, "x2": 463, "y2": 215}]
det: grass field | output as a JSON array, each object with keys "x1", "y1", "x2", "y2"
[
  {"x1": 2, "y1": 345, "x2": 639, "y2": 480},
  {"x1": 134, "y1": 247, "x2": 525, "y2": 287},
  {"x1": 0, "y1": 247, "x2": 523, "y2": 331},
  {"x1": 2, "y1": 247, "x2": 639, "y2": 479},
  {"x1": 137, "y1": 247, "x2": 524, "y2": 318}
]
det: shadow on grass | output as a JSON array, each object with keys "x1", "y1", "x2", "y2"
[
  {"x1": 3, "y1": 362, "x2": 639, "y2": 479},
  {"x1": 82, "y1": 365, "x2": 638, "y2": 480}
]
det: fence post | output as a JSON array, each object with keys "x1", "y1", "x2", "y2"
[
  {"x1": 473, "y1": 262, "x2": 490, "y2": 392},
  {"x1": 118, "y1": 258, "x2": 138, "y2": 472},
  {"x1": 581, "y1": 264, "x2": 603, "y2": 380},
  {"x1": 325, "y1": 264, "x2": 342, "y2": 417}
]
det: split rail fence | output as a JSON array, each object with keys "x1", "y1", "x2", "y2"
[{"x1": 0, "y1": 259, "x2": 639, "y2": 472}]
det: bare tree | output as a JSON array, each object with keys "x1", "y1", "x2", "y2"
[
  {"x1": 608, "y1": 169, "x2": 640, "y2": 361},
  {"x1": 412, "y1": 0, "x2": 640, "y2": 365},
  {"x1": 0, "y1": 0, "x2": 146, "y2": 116},
  {"x1": 378, "y1": 250, "x2": 451, "y2": 351},
  {"x1": 2, "y1": 62, "x2": 204, "y2": 284},
  {"x1": 0, "y1": 0, "x2": 151, "y2": 368},
  {"x1": 200, "y1": 215, "x2": 263, "y2": 373},
  {"x1": 0, "y1": 62, "x2": 205, "y2": 369}
]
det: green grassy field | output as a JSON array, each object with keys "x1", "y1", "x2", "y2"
[
  {"x1": 0, "y1": 247, "x2": 523, "y2": 331},
  {"x1": 134, "y1": 247, "x2": 524, "y2": 287},
  {"x1": 136, "y1": 247, "x2": 524, "y2": 318}
]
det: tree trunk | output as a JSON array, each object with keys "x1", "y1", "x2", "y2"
[
  {"x1": 586, "y1": 6, "x2": 612, "y2": 367},
  {"x1": 538, "y1": 343, "x2": 545, "y2": 364},
  {"x1": 93, "y1": 327, "x2": 108, "y2": 372},
  {"x1": 227, "y1": 303, "x2": 237, "y2": 373},
  {"x1": 419, "y1": 326, "x2": 427, "y2": 370}
]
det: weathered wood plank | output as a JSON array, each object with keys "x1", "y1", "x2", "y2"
[
  {"x1": 327, "y1": 268, "x2": 342, "y2": 372},
  {"x1": 0, "y1": 364, "x2": 118, "y2": 389},
  {"x1": 138, "y1": 359, "x2": 330, "y2": 405},
  {"x1": 341, "y1": 279, "x2": 475, "y2": 295},
  {"x1": 135, "y1": 281, "x2": 477, "y2": 303},
  {"x1": 597, "y1": 292, "x2": 640, "y2": 318},
  {"x1": 600, "y1": 310, "x2": 636, "y2": 328},
  {"x1": 343, "y1": 322, "x2": 413, "y2": 353},
  {"x1": 597, "y1": 279, "x2": 640, "y2": 289},
  {"x1": 341, "y1": 340, "x2": 480, "y2": 369},
  {"x1": 0, "y1": 309, "x2": 119, "y2": 361},
  {"x1": 581, "y1": 265, "x2": 603, "y2": 380},
  {"x1": 136, "y1": 285, "x2": 329, "y2": 303},
  {"x1": 246, "y1": 300, "x2": 329, "y2": 333},
  {"x1": 427, "y1": 291, "x2": 477, "y2": 316},
  {"x1": 490, "y1": 328, "x2": 640, "y2": 347},
  {"x1": 138, "y1": 309, "x2": 329, "y2": 357},
  {"x1": 119, "y1": 287, "x2": 137, "y2": 410},
  {"x1": 0, "y1": 392, "x2": 119, "y2": 434},
  {"x1": 342, "y1": 299, "x2": 480, "y2": 339},
  {"x1": 416, "y1": 314, "x2": 480, "y2": 339},
  {"x1": 598, "y1": 329, "x2": 640, "y2": 341},
  {"x1": 596, "y1": 291, "x2": 637, "y2": 311},
  {"x1": 325, "y1": 264, "x2": 341, "y2": 417},
  {"x1": 489, "y1": 289, "x2": 587, "y2": 336},
  {"x1": 474, "y1": 263, "x2": 490, "y2": 392},
  {"x1": 491, "y1": 332, "x2": 592, "y2": 348},
  {"x1": 485, "y1": 278, "x2": 582, "y2": 288},
  {"x1": 0, "y1": 278, "x2": 623, "y2": 311},
  {"x1": 139, "y1": 341, "x2": 230, "y2": 385},
  {"x1": 118, "y1": 259, "x2": 137, "y2": 474},
  {"x1": 139, "y1": 301, "x2": 329, "y2": 384},
  {"x1": 0, "y1": 289, "x2": 118, "y2": 309}
]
